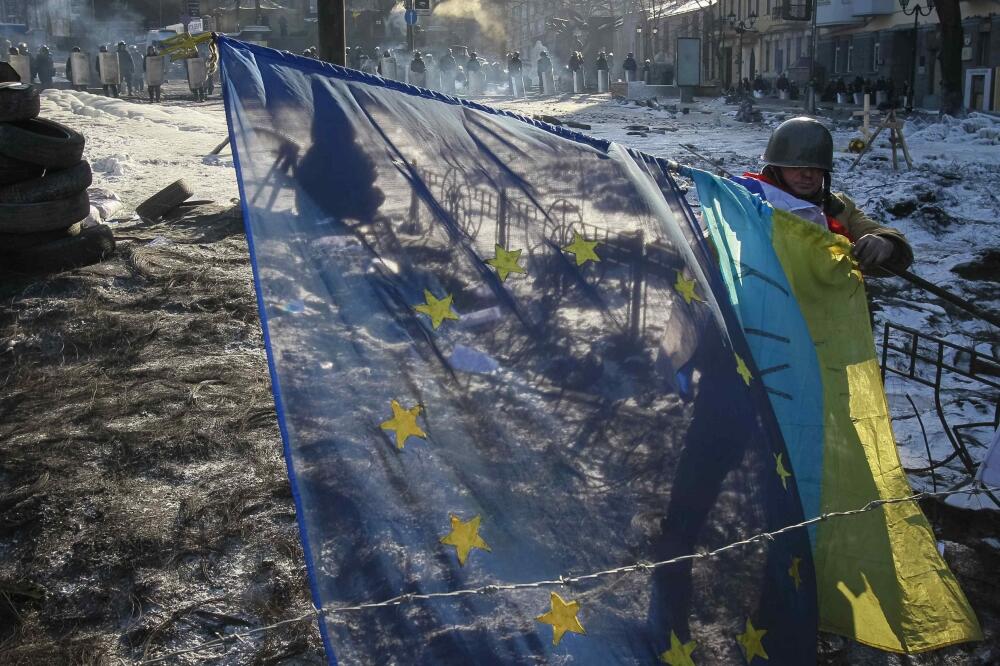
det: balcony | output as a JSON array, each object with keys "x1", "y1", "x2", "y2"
[
  {"x1": 851, "y1": 0, "x2": 897, "y2": 16},
  {"x1": 770, "y1": 1, "x2": 813, "y2": 21},
  {"x1": 816, "y1": 0, "x2": 865, "y2": 26}
]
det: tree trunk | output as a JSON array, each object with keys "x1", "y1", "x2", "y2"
[{"x1": 935, "y1": 0, "x2": 964, "y2": 116}]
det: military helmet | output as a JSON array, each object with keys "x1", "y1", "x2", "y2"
[{"x1": 762, "y1": 116, "x2": 834, "y2": 171}]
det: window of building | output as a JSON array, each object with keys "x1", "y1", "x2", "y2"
[
  {"x1": 796, "y1": 35, "x2": 803, "y2": 58},
  {"x1": 978, "y1": 31, "x2": 990, "y2": 66},
  {"x1": 873, "y1": 41, "x2": 880, "y2": 71},
  {"x1": 834, "y1": 43, "x2": 841, "y2": 73},
  {"x1": 847, "y1": 41, "x2": 853, "y2": 72},
  {"x1": 765, "y1": 40, "x2": 771, "y2": 71}
]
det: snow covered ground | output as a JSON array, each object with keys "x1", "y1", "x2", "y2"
[{"x1": 41, "y1": 84, "x2": 999, "y2": 498}]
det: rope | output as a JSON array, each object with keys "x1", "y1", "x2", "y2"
[{"x1": 139, "y1": 483, "x2": 999, "y2": 664}]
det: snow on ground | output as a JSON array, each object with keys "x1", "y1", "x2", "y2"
[
  {"x1": 50, "y1": 85, "x2": 998, "y2": 497},
  {"x1": 39, "y1": 85, "x2": 238, "y2": 214}
]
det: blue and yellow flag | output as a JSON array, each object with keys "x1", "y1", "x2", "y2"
[
  {"x1": 218, "y1": 37, "x2": 819, "y2": 663},
  {"x1": 692, "y1": 170, "x2": 981, "y2": 653}
]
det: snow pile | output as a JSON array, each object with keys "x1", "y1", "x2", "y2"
[
  {"x1": 202, "y1": 153, "x2": 235, "y2": 168},
  {"x1": 906, "y1": 112, "x2": 1000, "y2": 145},
  {"x1": 41, "y1": 89, "x2": 229, "y2": 134},
  {"x1": 91, "y1": 154, "x2": 131, "y2": 177}
]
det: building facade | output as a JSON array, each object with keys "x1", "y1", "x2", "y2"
[{"x1": 501, "y1": 0, "x2": 997, "y2": 109}]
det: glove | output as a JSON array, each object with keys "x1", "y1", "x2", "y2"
[{"x1": 852, "y1": 234, "x2": 895, "y2": 270}]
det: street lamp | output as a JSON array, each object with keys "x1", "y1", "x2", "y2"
[
  {"x1": 728, "y1": 9, "x2": 757, "y2": 89},
  {"x1": 899, "y1": 0, "x2": 934, "y2": 111}
]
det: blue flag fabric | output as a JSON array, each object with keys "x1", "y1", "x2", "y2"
[{"x1": 218, "y1": 37, "x2": 817, "y2": 664}]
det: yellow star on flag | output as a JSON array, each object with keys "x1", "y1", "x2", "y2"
[
  {"x1": 735, "y1": 353, "x2": 753, "y2": 385},
  {"x1": 414, "y1": 289, "x2": 459, "y2": 329},
  {"x1": 440, "y1": 514, "x2": 491, "y2": 565},
  {"x1": 562, "y1": 232, "x2": 600, "y2": 266},
  {"x1": 486, "y1": 245, "x2": 526, "y2": 282},
  {"x1": 736, "y1": 618, "x2": 768, "y2": 662},
  {"x1": 774, "y1": 452, "x2": 792, "y2": 490},
  {"x1": 674, "y1": 272, "x2": 703, "y2": 305},
  {"x1": 788, "y1": 556, "x2": 802, "y2": 590},
  {"x1": 659, "y1": 630, "x2": 697, "y2": 665},
  {"x1": 536, "y1": 592, "x2": 586, "y2": 646},
  {"x1": 379, "y1": 399, "x2": 426, "y2": 450}
]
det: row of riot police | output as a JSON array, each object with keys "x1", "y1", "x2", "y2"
[
  {"x1": 3, "y1": 40, "x2": 209, "y2": 103},
  {"x1": 3, "y1": 42, "x2": 55, "y2": 88}
]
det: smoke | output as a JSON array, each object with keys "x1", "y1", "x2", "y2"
[{"x1": 432, "y1": 0, "x2": 506, "y2": 43}]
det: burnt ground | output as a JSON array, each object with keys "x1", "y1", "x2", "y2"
[{"x1": 1, "y1": 206, "x2": 998, "y2": 664}]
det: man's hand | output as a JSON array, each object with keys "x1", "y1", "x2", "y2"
[{"x1": 853, "y1": 234, "x2": 895, "y2": 270}]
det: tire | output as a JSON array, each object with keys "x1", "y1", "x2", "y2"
[
  {"x1": 0, "y1": 161, "x2": 92, "y2": 204},
  {"x1": 0, "y1": 221, "x2": 83, "y2": 251},
  {"x1": 0, "y1": 190, "x2": 91, "y2": 233},
  {"x1": 2, "y1": 223, "x2": 115, "y2": 273},
  {"x1": 0, "y1": 151, "x2": 44, "y2": 186},
  {"x1": 0, "y1": 83, "x2": 40, "y2": 122},
  {"x1": 0, "y1": 117, "x2": 86, "y2": 170},
  {"x1": 135, "y1": 179, "x2": 194, "y2": 220}
]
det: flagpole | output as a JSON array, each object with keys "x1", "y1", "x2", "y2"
[{"x1": 318, "y1": 0, "x2": 347, "y2": 66}]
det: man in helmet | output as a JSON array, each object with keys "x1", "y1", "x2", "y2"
[
  {"x1": 33, "y1": 45, "x2": 55, "y2": 88},
  {"x1": 117, "y1": 41, "x2": 135, "y2": 96},
  {"x1": 96, "y1": 45, "x2": 119, "y2": 97},
  {"x1": 65, "y1": 46, "x2": 85, "y2": 90},
  {"x1": 735, "y1": 116, "x2": 912, "y2": 273}
]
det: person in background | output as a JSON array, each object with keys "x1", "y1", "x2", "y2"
[
  {"x1": 33, "y1": 45, "x2": 55, "y2": 88},
  {"x1": 117, "y1": 41, "x2": 135, "y2": 96},
  {"x1": 143, "y1": 45, "x2": 162, "y2": 102},
  {"x1": 622, "y1": 52, "x2": 637, "y2": 81},
  {"x1": 96, "y1": 45, "x2": 118, "y2": 97},
  {"x1": 537, "y1": 50, "x2": 552, "y2": 93},
  {"x1": 735, "y1": 116, "x2": 913, "y2": 273},
  {"x1": 65, "y1": 46, "x2": 84, "y2": 90},
  {"x1": 508, "y1": 50, "x2": 522, "y2": 93},
  {"x1": 130, "y1": 44, "x2": 143, "y2": 92},
  {"x1": 410, "y1": 51, "x2": 426, "y2": 72}
]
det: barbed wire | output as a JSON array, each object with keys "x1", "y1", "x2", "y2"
[{"x1": 139, "y1": 483, "x2": 998, "y2": 664}]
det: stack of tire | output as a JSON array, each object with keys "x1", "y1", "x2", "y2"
[{"x1": 0, "y1": 82, "x2": 115, "y2": 273}]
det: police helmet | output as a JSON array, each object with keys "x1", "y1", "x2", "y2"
[{"x1": 762, "y1": 116, "x2": 834, "y2": 172}]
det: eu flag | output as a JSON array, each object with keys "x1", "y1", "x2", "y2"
[{"x1": 218, "y1": 37, "x2": 816, "y2": 663}]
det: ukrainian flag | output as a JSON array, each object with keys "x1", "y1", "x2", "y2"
[{"x1": 691, "y1": 169, "x2": 982, "y2": 652}]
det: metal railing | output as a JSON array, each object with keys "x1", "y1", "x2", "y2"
[{"x1": 880, "y1": 320, "x2": 999, "y2": 481}]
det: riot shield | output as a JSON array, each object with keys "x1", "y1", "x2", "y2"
[
  {"x1": 70, "y1": 52, "x2": 90, "y2": 86},
  {"x1": 468, "y1": 71, "x2": 483, "y2": 95},
  {"x1": 572, "y1": 71, "x2": 581, "y2": 93},
  {"x1": 98, "y1": 52, "x2": 120, "y2": 85},
  {"x1": 187, "y1": 57, "x2": 208, "y2": 89},
  {"x1": 409, "y1": 70, "x2": 426, "y2": 88},
  {"x1": 441, "y1": 70, "x2": 455, "y2": 94},
  {"x1": 8, "y1": 54, "x2": 30, "y2": 84},
  {"x1": 145, "y1": 55, "x2": 165, "y2": 87},
  {"x1": 541, "y1": 71, "x2": 554, "y2": 95},
  {"x1": 597, "y1": 70, "x2": 609, "y2": 93},
  {"x1": 381, "y1": 57, "x2": 397, "y2": 81},
  {"x1": 510, "y1": 74, "x2": 524, "y2": 97}
]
